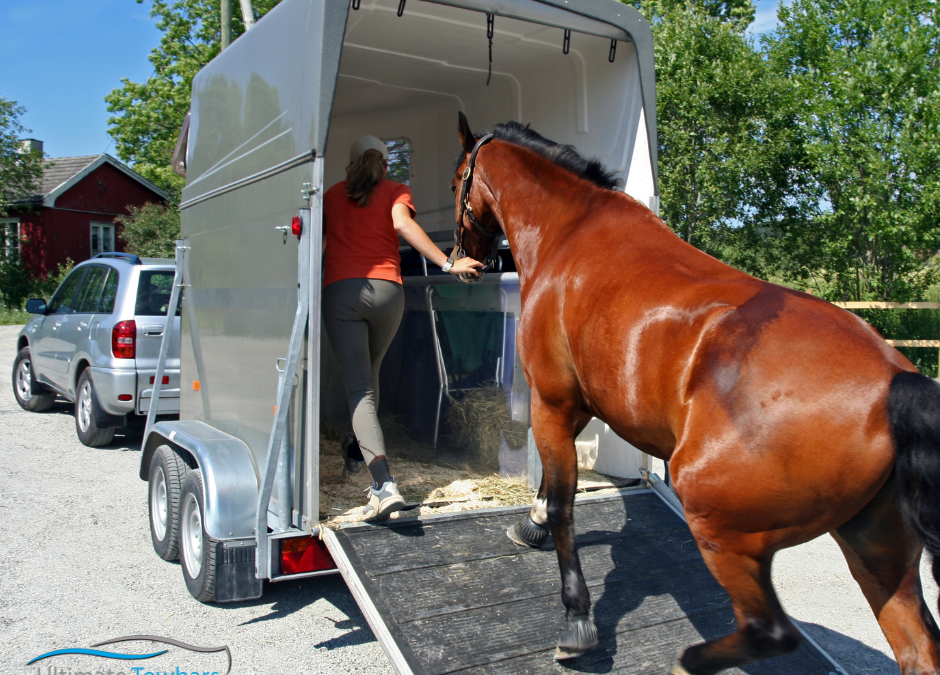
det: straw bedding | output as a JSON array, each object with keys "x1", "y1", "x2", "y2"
[{"x1": 318, "y1": 432, "x2": 628, "y2": 528}]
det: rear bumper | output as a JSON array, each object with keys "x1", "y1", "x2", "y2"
[
  {"x1": 89, "y1": 366, "x2": 181, "y2": 416},
  {"x1": 89, "y1": 367, "x2": 136, "y2": 416}
]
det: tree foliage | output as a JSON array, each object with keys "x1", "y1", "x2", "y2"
[
  {"x1": 0, "y1": 96, "x2": 44, "y2": 218},
  {"x1": 763, "y1": 0, "x2": 940, "y2": 302},
  {"x1": 116, "y1": 202, "x2": 181, "y2": 258},
  {"x1": 105, "y1": 0, "x2": 281, "y2": 201}
]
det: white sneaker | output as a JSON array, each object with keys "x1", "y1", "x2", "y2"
[{"x1": 362, "y1": 479, "x2": 405, "y2": 521}]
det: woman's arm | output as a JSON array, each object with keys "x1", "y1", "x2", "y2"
[{"x1": 392, "y1": 203, "x2": 484, "y2": 276}]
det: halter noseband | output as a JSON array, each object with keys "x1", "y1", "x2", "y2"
[{"x1": 447, "y1": 133, "x2": 502, "y2": 275}]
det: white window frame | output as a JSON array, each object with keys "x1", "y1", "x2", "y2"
[
  {"x1": 1, "y1": 218, "x2": 20, "y2": 262},
  {"x1": 90, "y1": 221, "x2": 115, "y2": 258}
]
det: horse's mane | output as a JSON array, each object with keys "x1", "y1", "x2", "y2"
[{"x1": 455, "y1": 121, "x2": 624, "y2": 191}]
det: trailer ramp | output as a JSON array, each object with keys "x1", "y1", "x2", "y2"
[{"x1": 323, "y1": 489, "x2": 845, "y2": 675}]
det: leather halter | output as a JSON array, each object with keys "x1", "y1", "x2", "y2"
[{"x1": 447, "y1": 133, "x2": 502, "y2": 275}]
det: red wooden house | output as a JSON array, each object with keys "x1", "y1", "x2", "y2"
[{"x1": 2, "y1": 148, "x2": 169, "y2": 277}]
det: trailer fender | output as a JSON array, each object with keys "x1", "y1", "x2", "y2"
[{"x1": 141, "y1": 420, "x2": 259, "y2": 540}]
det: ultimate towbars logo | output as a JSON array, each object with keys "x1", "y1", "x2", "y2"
[{"x1": 27, "y1": 635, "x2": 232, "y2": 675}]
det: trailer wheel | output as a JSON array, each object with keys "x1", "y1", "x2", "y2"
[
  {"x1": 75, "y1": 370, "x2": 115, "y2": 447},
  {"x1": 12, "y1": 348, "x2": 55, "y2": 412},
  {"x1": 149, "y1": 445, "x2": 188, "y2": 561},
  {"x1": 179, "y1": 470, "x2": 218, "y2": 602}
]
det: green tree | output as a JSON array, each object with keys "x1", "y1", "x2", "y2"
[
  {"x1": 632, "y1": 0, "x2": 804, "y2": 262},
  {"x1": 0, "y1": 97, "x2": 44, "y2": 217},
  {"x1": 763, "y1": 0, "x2": 940, "y2": 302},
  {"x1": 105, "y1": 0, "x2": 281, "y2": 201},
  {"x1": 116, "y1": 202, "x2": 181, "y2": 258}
]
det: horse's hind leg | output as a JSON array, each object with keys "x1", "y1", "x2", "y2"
[
  {"x1": 674, "y1": 544, "x2": 801, "y2": 675},
  {"x1": 832, "y1": 477, "x2": 940, "y2": 674},
  {"x1": 509, "y1": 396, "x2": 597, "y2": 659}
]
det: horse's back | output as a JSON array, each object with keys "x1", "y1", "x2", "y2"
[{"x1": 671, "y1": 281, "x2": 910, "y2": 546}]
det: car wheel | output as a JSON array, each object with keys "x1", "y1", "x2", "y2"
[
  {"x1": 179, "y1": 470, "x2": 218, "y2": 602},
  {"x1": 12, "y1": 347, "x2": 55, "y2": 412},
  {"x1": 149, "y1": 445, "x2": 188, "y2": 561},
  {"x1": 75, "y1": 370, "x2": 115, "y2": 447}
]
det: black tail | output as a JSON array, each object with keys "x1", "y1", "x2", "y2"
[{"x1": 889, "y1": 371, "x2": 940, "y2": 611}]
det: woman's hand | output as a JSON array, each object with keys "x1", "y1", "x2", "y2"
[{"x1": 449, "y1": 257, "x2": 484, "y2": 276}]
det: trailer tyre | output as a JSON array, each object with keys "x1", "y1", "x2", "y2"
[
  {"x1": 75, "y1": 370, "x2": 115, "y2": 447},
  {"x1": 149, "y1": 445, "x2": 188, "y2": 561},
  {"x1": 12, "y1": 348, "x2": 55, "y2": 412},
  {"x1": 179, "y1": 470, "x2": 218, "y2": 602}
]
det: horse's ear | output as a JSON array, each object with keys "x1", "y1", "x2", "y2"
[{"x1": 458, "y1": 112, "x2": 475, "y2": 154}]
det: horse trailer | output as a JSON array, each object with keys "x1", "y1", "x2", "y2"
[{"x1": 140, "y1": 0, "x2": 847, "y2": 671}]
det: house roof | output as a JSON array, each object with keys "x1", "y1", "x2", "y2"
[{"x1": 26, "y1": 154, "x2": 170, "y2": 207}]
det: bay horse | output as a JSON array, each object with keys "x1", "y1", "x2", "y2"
[{"x1": 449, "y1": 112, "x2": 940, "y2": 674}]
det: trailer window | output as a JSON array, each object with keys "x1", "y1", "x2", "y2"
[{"x1": 384, "y1": 138, "x2": 411, "y2": 185}]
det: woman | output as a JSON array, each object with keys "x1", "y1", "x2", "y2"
[{"x1": 323, "y1": 135, "x2": 483, "y2": 521}]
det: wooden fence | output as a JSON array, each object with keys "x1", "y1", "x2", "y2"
[{"x1": 830, "y1": 301, "x2": 940, "y2": 369}]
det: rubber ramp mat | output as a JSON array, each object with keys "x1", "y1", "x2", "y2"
[{"x1": 324, "y1": 490, "x2": 843, "y2": 675}]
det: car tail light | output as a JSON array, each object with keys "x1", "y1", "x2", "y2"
[
  {"x1": 279, "y1": 537, "x2": 335, "y2": 575},
  {"x1": 118, "y1": 394, "x2": 133, "y2": 401},
  {"x1": 149, "y1": 376, "x2": 170, "y2": 385},
  {"x1": 291, "y1": 214, "x2": 302, "y2": 237},
  {"x1": 112, "y1": 320, "x2": 136, "y2": 359}
]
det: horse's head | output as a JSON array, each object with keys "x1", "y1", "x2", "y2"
[{"x1": 450, "y1": 112, "x2": 503, "y2": 283}]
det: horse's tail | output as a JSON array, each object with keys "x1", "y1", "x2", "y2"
[{"x1": 889, "y1": 370, "x2": 940, "y2": 610}]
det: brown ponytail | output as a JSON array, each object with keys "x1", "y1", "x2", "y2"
[{"x1": 345, "y1": 149, "x2": 386, "y2": 207}]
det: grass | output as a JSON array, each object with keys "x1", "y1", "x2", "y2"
[{"x1": 0, "y1": 308, "x2": 30, "y2": 326}]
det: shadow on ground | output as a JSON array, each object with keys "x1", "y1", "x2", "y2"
[{"x1": 796, "y1": 621, "x2": 899, "y2": 675}]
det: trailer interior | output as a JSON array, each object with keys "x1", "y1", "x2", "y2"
[{"x1": 318, "y1": 0, "x2": 656, "y2": 523}]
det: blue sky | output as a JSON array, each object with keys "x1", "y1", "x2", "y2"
[
  {"x1": 1, "y1": 0, "x2": 161, "y2": 159},
  {"x1": 1, "y1": 0, "x2": 785, "y2": 161}
]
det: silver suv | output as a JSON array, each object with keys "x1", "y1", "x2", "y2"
[{"x1": 12, "y1": 253, "x2": 181, "y2": 446}]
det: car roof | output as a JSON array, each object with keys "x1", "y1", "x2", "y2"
[{"x1": 77, "y1": 253, "x2": 174, "y2": 269}]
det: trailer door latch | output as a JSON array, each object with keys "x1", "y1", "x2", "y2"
[{"x1": 301, "y1": 182, "x2": 319, "y2": 201}]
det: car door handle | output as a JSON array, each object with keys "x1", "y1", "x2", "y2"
[{"x1": 142, "y1": 325, "x2": 164, "y2": 336}]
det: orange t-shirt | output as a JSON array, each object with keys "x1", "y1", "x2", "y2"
[{"x1": 322, "y1": 179, "x2": 415, "y2": 288}]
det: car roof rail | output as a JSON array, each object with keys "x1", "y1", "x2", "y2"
[{"x1": 93, "y1": 252, "x2": 142, "y2": 265}]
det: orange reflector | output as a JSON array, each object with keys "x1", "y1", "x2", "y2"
[
  {"x1": 149, "y1": 376, "x2": 170, "y2": 385},
  {"x1": 118, "y1": 394, "x2": 132, "y2": 401},
  {"x1": 274, "y1": 405, "x2": 277, "y2": 416},
  {"x1": 193, "y1": 380, "x2": 200, "y2": 391},
  {"x1": 279, "y1": 537, "x2": 335, "y2": 575}
]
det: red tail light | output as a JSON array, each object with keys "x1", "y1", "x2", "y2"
[
  {"x1": 112, "y1": 320, "x2": 136, "y2": 359},
  {"x1": 279, "y1": 537, "x2": 335, "y2": 575},
  {"x1": 149, "y1": 376, "x2": 170, "y2": 385},
  {"x1": 291, "y1": 214, "x2": 302, "y2": 237}
]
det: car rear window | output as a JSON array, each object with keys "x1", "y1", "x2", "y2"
[
  {"x1": 135, "y1": 271, "x2": 179, "y2": 316},
  {"x1": 74, "y1": 266, "x2": 109, "y2": 313},
  {"x1": 98, "y1": 269, "x2": 119, "y2": 314}
]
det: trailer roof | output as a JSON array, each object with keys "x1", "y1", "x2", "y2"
[{"x1": 182, "y1": 0, "x2": 656, "y2": 208}]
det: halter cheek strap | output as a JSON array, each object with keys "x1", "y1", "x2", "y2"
[{"x1": 448, "y1": 133, "x2": 499, "y2": 272}]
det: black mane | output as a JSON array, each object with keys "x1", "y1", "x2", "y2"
[{"x1": 455, "y1": 121, "x2": 623, "y2": 191}]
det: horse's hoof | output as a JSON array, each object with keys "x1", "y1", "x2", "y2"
[
  {"x1": 554, "y1": 646, "x2": 588, "y2": 660},
  {"x1": 670, "y1": 663, "x2": 693, "y2": 675},
  {"x1": 554, "y1": 614, "x2": 598, "y2": 661},
  {"x1": 507, "y1": 516, "x2": 549, "y2": 548}
]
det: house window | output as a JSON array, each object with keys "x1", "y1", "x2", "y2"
[
  {"x1": 384, "y1": 138, "x2": 412, "y2": 185},
  {"x1": 1, "y1": 219, "x2": 19, "y2": 262},
  {"x1": 90, "y1": 222, "x2": 115, "y2": 257}
]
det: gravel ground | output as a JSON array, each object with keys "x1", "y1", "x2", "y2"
[{"x1": 1, "y1": 323, "x2": 936, "y2": 674}]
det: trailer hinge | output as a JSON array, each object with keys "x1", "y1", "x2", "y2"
[{"x1": 301, "y1": 182, "x2": 319, "y2": 201}]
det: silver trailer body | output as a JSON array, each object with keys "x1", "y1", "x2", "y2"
[{"x1": 142, "y1": 0, "x2": 659, "y2": 593}]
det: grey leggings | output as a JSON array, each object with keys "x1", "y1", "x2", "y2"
[{"x1": 323, "y1": 278, "x2": 404, "y2": 465}]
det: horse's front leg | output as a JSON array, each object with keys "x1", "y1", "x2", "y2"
[{"x1": 509, "y1": 394, "x2": 597, "y2": 660}]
